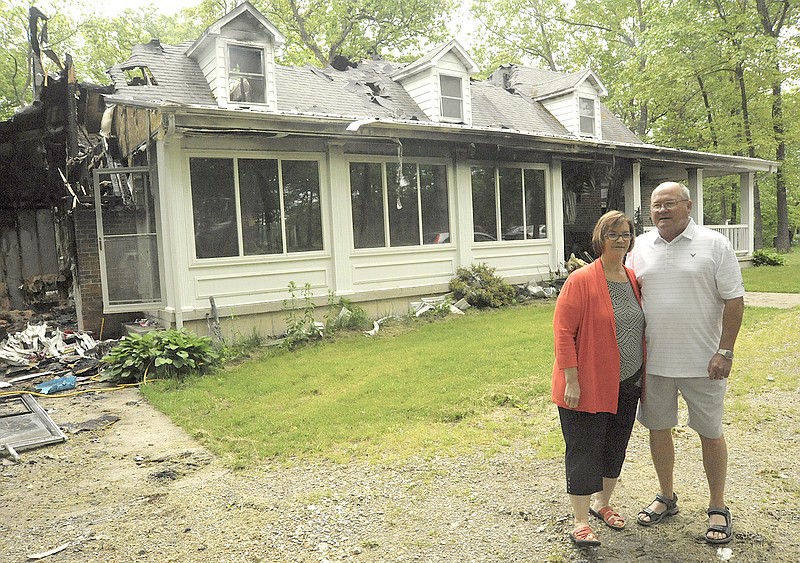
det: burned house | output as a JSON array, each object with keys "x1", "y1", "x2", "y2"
[{"x1": 1, "y1": 2, "x2": 778, "y2": 339}]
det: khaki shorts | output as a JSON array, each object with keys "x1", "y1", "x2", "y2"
[{"x1": 637, "y1": 374, "x2": 726, "y2": 439}]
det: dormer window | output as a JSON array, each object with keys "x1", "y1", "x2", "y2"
[
  {"x1": 228, "y1": 44, "x2": 266, "y2": 104},
  {"x1": 579, "y1": 97, "x2": 596, "y2": 135},
  {"x1": 440, "y1": 75, "x2": 463, "y2": 121},
  {"x1": 123, "y1": 66, "x2": 158, "y2": 86}
]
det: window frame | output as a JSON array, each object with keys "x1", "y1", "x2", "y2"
[
  {"x1": 439, "y1": 74, "x2": 464, "y2": 122},
  {"x1": 579, "y1": 96, "x2": 596, "y2": 136},
  {"x1": 469, "y1": 163, "x2": 550, "y2": 244},
  {"x1": 347, "y1": 156, "x2": 453, "y2": 251},
  {"x1": 187, "y1": 151, "x2": 326, "y2": 262},
  {"x1": 226, "y1": 42, "x2": 267, "y2": 105}
]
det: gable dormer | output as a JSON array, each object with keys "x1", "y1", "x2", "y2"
[
  {"x1": 531, "y1": 70, "x2": 608, "y2": 139},
  {"x1": 185, "y1": 1, "x2": 285, "y2": 110},
  {"x1": 391, "y1": 40, "x2": 479, "y2": 125}
]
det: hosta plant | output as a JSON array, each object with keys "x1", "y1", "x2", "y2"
[{"x1": 100, "y1": 328, "x2": 219, "y2": 383}]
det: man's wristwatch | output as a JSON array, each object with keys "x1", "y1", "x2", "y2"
[{"x1": 717, "y1": 349, "x2": 734, "y2": 360}]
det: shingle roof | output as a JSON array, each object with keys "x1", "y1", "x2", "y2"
[
  {"x1": 108, "y1": 40, "x2": 214, "y2": 106},
  {"x1": 106, "y1": 40, "x2": 644, "y2": 145}
]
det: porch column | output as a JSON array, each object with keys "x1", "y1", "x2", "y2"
[
  {"x1": 740, "y1": 172, "x2": 755, "y2": 256},
  {"x1": 453, "y1": 149, "x2": 474, "y2": 269},
  {"x1": 623, "y1": 161, "x2": 642, "y2": 223},
  {"x1": 551, "y1": 158, "x2": 565, "y2": 269},
  {"x1": 326, "y1": 142, "x2": 354, "y2": 295},
  {"x1": 687, "y1": 168, "x2": 704, "y2": 224}
]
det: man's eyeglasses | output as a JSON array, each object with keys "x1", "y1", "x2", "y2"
[
  {"x1": 606, "y1": 232, "x2": 633, "y2": 241},
  {"x1": 651, "y1": 199, "x2": 688, "y2": 211}
]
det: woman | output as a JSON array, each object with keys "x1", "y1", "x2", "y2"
[{"x1": 551, "y1": 210, "x2": 646, "y2": 547}]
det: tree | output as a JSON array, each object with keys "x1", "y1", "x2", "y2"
[
  {"x1": 469, "y1": 0, "x2": 571, "y2": 73},
  {"x1": 249, "y1": 0, "x2": 458, "y2": 67},
  {"x1": 755, "y1": 0, "x2": 796, "y2": 252}
]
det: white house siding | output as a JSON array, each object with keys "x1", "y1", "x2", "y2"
[
  {"x1": 400, "y1": 72, "x2": 438, "y2": 121},
  {"x1": 541, "y1": 96, "x2": 578, "y2": 134},
  {"x1": 435, "y1": 52, "x2": 471, "y2": 125},
  {"x1": 191, "y1": 42, "x2": 221, "y2": 105},
  {"x1": 154, "y1": 133, "x2": 562, "y2": 337},
  {"x1": 576, "y1": 82, "x2": 600, "y2": 138}
]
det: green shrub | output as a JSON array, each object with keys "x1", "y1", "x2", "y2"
[
  {"x1": 448, "y1": 263, "x2": 516, "y2": 308},
  {"x1": 325, "y1": 297, "x2": 372, "y2": 334},
  {"x1": 100, "y1": 328, "x2": 219, "y2": 383},
  {"x1": 752, "y1": 249, "x2": 785, "y2": 267}
]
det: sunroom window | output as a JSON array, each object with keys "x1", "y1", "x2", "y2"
[
  {"x1": 190, "y1": 157, "x2": 323, "y2": 259},
  {"x1": 439, "y1": 75, "x2": 463, "y2": 121},
  {"x1": 579, "y1": 97, "x2": 596, "y2": 136},
  {"x1": 470, "y1": 166, "x2": 547, "y2": 242},
  {"x1": 228, "y1": 44, "x2": 266, "y2": 104},
  {"x1": 349, "y1": 161, "x2": 449, "y2": 249}
]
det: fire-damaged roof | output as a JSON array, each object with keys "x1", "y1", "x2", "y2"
[{"x1": 104, "y1": 39, "x2": 644, "y2": 147}]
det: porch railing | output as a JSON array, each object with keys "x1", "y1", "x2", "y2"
[
  {"x1": 706, "y1": 224, "x2": 750, "y2": 255},
  {"x1": 644, "y1": 224, "x2": 750, "y2": 255}
]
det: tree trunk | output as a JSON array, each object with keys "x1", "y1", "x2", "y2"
[{"x1": 772, "y1": 78, "x2": 790, "y2": 252}]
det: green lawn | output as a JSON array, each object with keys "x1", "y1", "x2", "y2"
[
  {"x1": 142, "y1": 293, "x2": 799, "y2": 468},
  {"x1": 742, "y1": 248, "x2": 800, "y2": 293}
]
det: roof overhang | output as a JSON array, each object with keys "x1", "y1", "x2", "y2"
[{"x1": 106, "y1": 98, "x2": 779, "y2": 177}]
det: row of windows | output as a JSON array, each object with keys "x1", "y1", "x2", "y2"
[{"x1": 189, "y1": 157, "x2": 549, "y2": 260}]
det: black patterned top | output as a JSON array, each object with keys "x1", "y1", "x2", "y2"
[{"x1": 607, "y1": 280, "x2": 645, "y2": 382}]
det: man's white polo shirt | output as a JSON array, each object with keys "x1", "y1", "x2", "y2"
[{"x1": 627, "y1": 219, "x2": 744, "y2": 378}]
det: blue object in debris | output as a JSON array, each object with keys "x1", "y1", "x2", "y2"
[{"x1": 34, "y1": 375, "x2": 78, "y2": 395}]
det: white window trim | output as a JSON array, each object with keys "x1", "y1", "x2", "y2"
[
  {"x1": 438, "y1": 73, "x2": 464, "y2": 123},
  {"x1": 185, "y1": 150, "x2": 329, "y2": 265},
  {"x1": 346, "y1": 155, "x2": 454, "y2": 252},
  {"x1": 468, "y1": 162, "x2": 551, "y2": 244},
  {"x1": 225, "y1": 41, "x2": 267, "y2": 106},
  {"x1": 578, "y1": 95, "x2": 597, "y2": 137}
]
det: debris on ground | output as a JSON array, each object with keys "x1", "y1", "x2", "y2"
[{"x1": 0, "y1": 317, "x2": 119, "y2": 396}]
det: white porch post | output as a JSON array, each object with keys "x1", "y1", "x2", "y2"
[
  {"x1": 623, "y1": 161, "x2": 641, "y2": 221},
  {"x1": 687, "y1": 168, "x2": 704, "y2": 224},
  {"x1": 740, "y1": 172, "x2": 755, "y2": 256},
  {"x1": 453, "y1": 149, "x2": 474, "y2": 269},
  {"x1": 326, "y1": 142, "x2": 354, "y2": 295},
  {"x1": 157, "y1": 117, "x2": 188, "y2": 329},
  {"x1": 551, "y1": 157, "x2": 565, "y2": 268}
]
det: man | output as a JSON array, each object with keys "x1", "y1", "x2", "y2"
[{"x1": 626, "y1": 181, "x2": 743, "y2": 545}]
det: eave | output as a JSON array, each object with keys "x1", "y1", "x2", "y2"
[{"x1": 109, "y1": 98, "x2": 779, "y2": 177}]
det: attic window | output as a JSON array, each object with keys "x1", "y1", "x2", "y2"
[
  {"x1": 579, "y1": 97, "x2": 595, "y2": 135},
  {"x1": 228, "y1": 44, "x2": 266, "y2": 104},
  {"x1": 439, "y1": 75, "x2": 463, "y2": 121},
  {"x1": 123, "y1": 66, "x2": 158, "y2": 86}
]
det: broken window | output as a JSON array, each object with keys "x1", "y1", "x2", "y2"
[
  {"x1": 93, "y1": 168, "x2": 163, "y2": 311},
  {"x1": 190, "y1": 157, "x2": 323, "y2": 259},
  {"x1": 349, "y1": 161, "x2": 449, "y2": 249},
  {"x1": 122, "y1": 66, "x2": 158, "y2": 86},
  {"x1": 579, "y1": 97, "x2": 596, "y2": 136},
  {"x1": 439, "y1": 75, "x2": 463, "y2": 121},
  {"x1": 228, "y1": 44, "x2": 266, "y2": 104},
  {"x1": 471, "y1": 166, "x2": 548, "y2": 242}
]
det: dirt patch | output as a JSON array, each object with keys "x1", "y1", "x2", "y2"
[{"x1": 0, "y1": 386, "x2": 798, "y2": 562}]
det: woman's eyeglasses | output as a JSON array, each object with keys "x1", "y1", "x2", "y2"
[{"x1": 606, "y1": 232, "x2": 633, "y2": 241}]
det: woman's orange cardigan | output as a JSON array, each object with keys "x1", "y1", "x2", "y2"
[{"x1": 551, "y1": 259, "x2": 645, "y2": 414}]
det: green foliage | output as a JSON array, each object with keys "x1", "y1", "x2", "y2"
[
  {"x1": 100, "y1": 328, "x2": 219, "y2": 383},
  {"x1": 249, "y1": 0, "x2": 457, "y2": 67},
  {"x1": 282, "y1": 281, "x2": 324, "y2": 349},
  {"x1": 324, "y1": 295, "x2": 373, "y2": 334},
  {"x1": 751, "y1": 249, "x2": 786, "y2": 267},
  {"x1": 448, "y1": 263, "x2": 516, "y2": 308}
]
